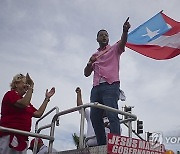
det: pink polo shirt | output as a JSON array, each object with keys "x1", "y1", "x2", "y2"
[{"x1": 92, "y1": 42, "x2": 124, "y2": 86}]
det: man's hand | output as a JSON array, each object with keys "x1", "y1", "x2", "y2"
[
  {"x1": 75, "y1": 87, "x2": 81, "y2": 94},
  {"x1": 87, "y1": 55, "x2": 97, "y2": 66},
  {"x1": 76, "y1": 87, "x2": 83, "y2": 106},
  {"x1": 123, "y1": 17, "x2": 131, "y2": 32}
]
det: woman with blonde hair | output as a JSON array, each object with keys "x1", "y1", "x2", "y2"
[{"x1": 0, "y1": 73, "x2": 55, "y2": 154}]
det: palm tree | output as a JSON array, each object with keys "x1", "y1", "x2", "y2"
[
  {"x1": 72, "y1": 133, "x2": 80, "y2": 149},
  {"x1": 72, "y1": 133, "x2": 86, "y2": 149}
]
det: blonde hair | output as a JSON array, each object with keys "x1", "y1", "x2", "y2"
[{"x1": 10, "y1": 73, "x2": 26, "y2": 90}]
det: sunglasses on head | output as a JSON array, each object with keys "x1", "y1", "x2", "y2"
[{"x1": 16, "y1": 74, "x2": 24, "y2": 80}]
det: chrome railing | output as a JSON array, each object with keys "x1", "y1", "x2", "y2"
[
  {"x1": 48, "y1": 102, "x2": 137, "y2": 152},
  {"x1": 0, "y1": 103, "x2": 137, "y2": 153},
  {"x1": 0, "y1": 106, "x2": 60, "y2": 154},
  {"x1": 33, "y1": 106, "x2": 60, "y2": 154}
]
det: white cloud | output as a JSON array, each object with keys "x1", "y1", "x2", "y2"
[{"x1": 0, "y1": 0, "x2": 179, "y2": 152}]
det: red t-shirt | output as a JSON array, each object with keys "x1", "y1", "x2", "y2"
[
  {"x1": 0, "y1": 90, "x2": 37, "y2": 151},
  {"x1": 0, "y1": 90, "x2": 37, "y2": 132}
]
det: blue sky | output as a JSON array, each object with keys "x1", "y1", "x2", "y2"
[{"x1": 0, "y1": 0, "x2": 179, "y2": 153}]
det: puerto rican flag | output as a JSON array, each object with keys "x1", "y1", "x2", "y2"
[{"x1": 126, "y1": 11, "x2": 180, "y2": 60}]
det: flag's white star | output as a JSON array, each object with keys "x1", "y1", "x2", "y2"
[{"x1": 142, "y1": 27, "x2": 160, "y2": 39}]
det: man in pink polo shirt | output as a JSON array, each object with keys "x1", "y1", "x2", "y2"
[{"x1": 84, "y1": 18, "x2": 130, "y2": 146}]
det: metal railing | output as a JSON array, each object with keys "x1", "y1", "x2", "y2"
[
  {"x1": 0, "y1": 126, "x2": 53, "y2": 141},
  {"x1": 0, "y1": 103, "x2": 137, "y2": 153},
  {"x1": 33, "y1": 106, "x2": 60, "y2": 154},
  {"x1": 48, "y1": 102, "x2": 137, "y2": 153},
  {"x1": 0, "y1": 106, "x2": 60, "y2": 154}
]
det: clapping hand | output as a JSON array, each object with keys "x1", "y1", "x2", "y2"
[
  {"x1": 46, "y1": 87, "x2": 55, "y2": 99},
  {"x1": 26, "y1": 73, "x2": 34, "y2": 88}
]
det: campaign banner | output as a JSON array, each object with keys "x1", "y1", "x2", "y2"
[{"x1": 107, "y1": 133, "x2": 165, "y2": 154}]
